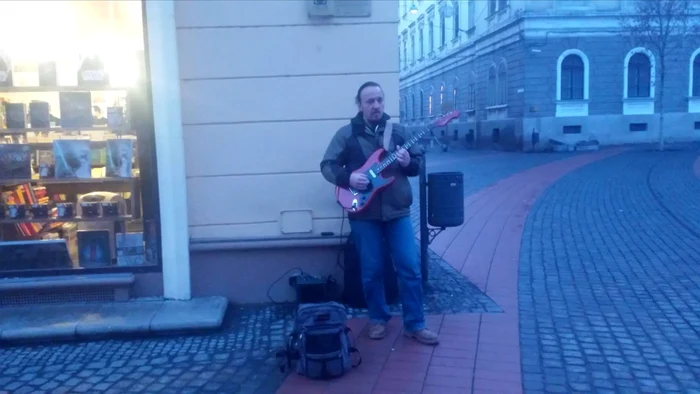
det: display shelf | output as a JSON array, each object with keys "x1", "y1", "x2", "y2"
[
  {"x1": 0, "y1": 86, "x2": 132, "y2": 93},
  {"x1": 0, "y1": 177, "x2": 139, "y2": 195},
  {"x1": 0, "y1": 215, "x2": 133, "y2": 224},
  {"x1": 0, "y1": 126, "x2": 118, "y2": 135},
  {"x1": 0, "y1": 177, "x2": 137, "y2": 185},
  {"x1": 17, "y1": 139, "x2": 136, "y2": 150}
]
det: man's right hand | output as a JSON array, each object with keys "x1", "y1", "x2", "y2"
[{"x1": 349, "y1": 173, "x2": 370, "y2": 191}]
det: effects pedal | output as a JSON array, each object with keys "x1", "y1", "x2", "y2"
[{"x1": 289, "y1": 274, "x2": 337, "y2": 304}]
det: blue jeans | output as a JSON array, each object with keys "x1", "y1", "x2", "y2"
[{"x1": 349, "y1": 216, "x2": 426, "y2": 332}]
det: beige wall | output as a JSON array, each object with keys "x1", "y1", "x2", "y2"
[
  {"x1": 175, "y1": 0, "x2": 400, "y2": 242},
  {"x1": 173, "y1": 1, "x2": 400, "y2": 302}
]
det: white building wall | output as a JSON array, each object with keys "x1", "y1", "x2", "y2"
[{"x1": 173, "y1": 0, "x2": 400, "y2": 244}]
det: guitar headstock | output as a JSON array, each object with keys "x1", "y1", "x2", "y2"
[{"x1": 432, "y1": 110, "x2": 461, "y2": 127}]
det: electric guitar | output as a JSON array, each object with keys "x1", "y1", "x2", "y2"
[{"x1": 335, "y1": 110, "x2": 461, "y2": 213}]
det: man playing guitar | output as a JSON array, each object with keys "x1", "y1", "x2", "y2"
[{"x1": 320, "y1": 81, "x2": 439, "y2": 345}]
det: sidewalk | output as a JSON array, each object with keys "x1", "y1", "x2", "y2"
[
  {"x1": 276, "y1": 148, "x2": 625, "y2": 394},
  {"x1": 0, "y1": 296, "x2": 228, "y2": 344}
]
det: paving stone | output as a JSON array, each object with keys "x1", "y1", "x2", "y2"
[
  {"x1": 0, "y1": 149, "x2": 638, "y2": 393},
  {"x1": 519, "y1": 146, "x2": 700, "y2": 393}
]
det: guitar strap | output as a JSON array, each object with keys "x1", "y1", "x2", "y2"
[{"x1": 383, "y1": 122, "x2": 393, "y2": 151}]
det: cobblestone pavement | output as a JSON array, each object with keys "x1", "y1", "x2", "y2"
[
  {"x1": 519, "y1": 147, "x2": 700, "y2": 394},
  {"x1": 0, "y1": 148, "x2": 628, "y2": 394},
  {"x1": 410, "y1": 149, "x2": 581, "y2": 230},
  {"x1": 0, "y1": 251, "x2": 496, "y2": 394}
]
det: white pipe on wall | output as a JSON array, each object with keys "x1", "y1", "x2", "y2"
[{"x1": 144, "y1": 0, "x2": 191, "y2": 300}]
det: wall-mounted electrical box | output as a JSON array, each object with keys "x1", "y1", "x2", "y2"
[{"x1": 307, "y1": 0, "x2": 372, "y2": 19}]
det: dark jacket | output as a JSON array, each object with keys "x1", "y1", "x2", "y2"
[{"x1": 320, "y1": 112, "x2": 423, "y2": 221}]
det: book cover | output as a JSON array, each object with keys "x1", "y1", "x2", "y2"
[
  {"x1": 116, "y1": 232, "x2": 145, "y2": 266},
  {"x1": 29, "y1": 101, "x2": 50, "y2": 128},
  {"x1": 4, "y1": 102, "x2": 26, "y2": 129},
  {"x1": 53, "y1": 140, "x2": 91, "y2": 178},
  {"x1": 0, "y1": 53, "x2": 12, "y2": 87},
  {"x1": 59, "y1": 92, "x2": 92, "y2": 128},
  {"x1": 91, "y1": 147, "x2": 106, "y2": 167},
  {"x1": 107, "y1": 107, "x2": 125, "y2": 130},
  {"x1": 106, "y1": 139, "x2": 133, "y2": 178},
  {"x1": 77, "y1": 230, "x2": 111, "y2": 267},
  {"x1": 36, "y1": 149, "x2": 54, "y2": 166},
  {"x1": 0, "y1": 144, "x2": 31, "y2": 179},
  {"x1": 37, "y1": 61, "x2": 57, "y2": 86},
  {"x1": 77, "y1": 55, "x2": 109, "y2": 87}
]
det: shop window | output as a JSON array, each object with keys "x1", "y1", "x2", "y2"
[
  {"x1": 563, "y1": 125, "x2": 582, "y2": 134},
  {"x1": 0, "y1": 1, "x2": 160, "y2": 275},
  {"x1": 629, "y1": 123, "x2": 648, "y2": 132}
]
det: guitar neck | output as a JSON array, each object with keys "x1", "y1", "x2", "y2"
[{"x1": 376, "y1": 126, "x2": 432, "y2": 173}]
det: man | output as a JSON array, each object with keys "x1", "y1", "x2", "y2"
[
  {"x1": 92, "y1": 105, "x2": 107, "y2": 126},
  {"x1": 320, "y1": 81, "x2": 439, "y2": 345}
]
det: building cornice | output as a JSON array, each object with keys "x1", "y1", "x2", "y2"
[{"x1": 400, "y1": 17, "x2": 524, "y2": 84}]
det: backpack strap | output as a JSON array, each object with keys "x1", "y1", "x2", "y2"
[
  {"x1": 275, "y1": 332, "x2": 300, "y2": 372},
  {"x1": 382, "y1": 122, "x2": 393, "y2": 151},
  {"x1": 345, "y1": 327, "x2": 362, "y2": 368}
]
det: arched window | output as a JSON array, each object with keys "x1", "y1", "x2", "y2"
[
  {"x1": 452, "y1": 1, "x2": 460, "y2": 39},
  {"x1": 452, "y1": 77, "x2": 459, "y2": 110},
  {"x1": 688, "y1": 49, "x2": 700, "y2": 112},
  {"x1": 560, "y1": 54, "x2": 585, "y2": 100},
  {"x1": 411, "y1": 93, "x2": 416, "y2": 119},
  {"x1": 419, "y1": 90, "x2": 425, "y2": 118},
  {"x1": 402, "y1": 96, "x2": 408, "y2": 119},
  {"x1": 467, "y1": 71, "x2": 476, "y2": 110},
  {"x1": 428, "y1": 86, "x2": 434, "y2": 116},
  {"x1": 627, "y1": 52, "x2": 652, "y2": 98},
  {"x1": 556, "y1": 49, "x2": 590, "y2": 105},
  {"x1": 487, "y1": 65, "x2": 497, "y2": 107},
  {"x1": 498, "y1": 61, "x2": 507, "y2": 105},
  {"x1": 439, "y1": 83, "x2": 445, "y2": 109},
  {"x1": 692, "y1": 50, "x2": 700, "y2": 97}
]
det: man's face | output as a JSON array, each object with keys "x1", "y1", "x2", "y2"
[{"x1": 358, "y1": 86, "x2": 384, "y2": 123}]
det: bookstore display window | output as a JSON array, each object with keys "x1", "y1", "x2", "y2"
[{"x1": 0, "y1": 1, "x2": 160, "y2": 275}]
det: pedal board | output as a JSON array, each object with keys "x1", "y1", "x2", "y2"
[{"x1": 289, "y1": 274, "x2": 338, "y2": 304}]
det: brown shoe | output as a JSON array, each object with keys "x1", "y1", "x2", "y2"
[
  {"x1": 368, "y1": 323, "x2": 387, "y2": 340},
  {"x1": 405, "y1": 329, "x2": 439, "y2": 345}
]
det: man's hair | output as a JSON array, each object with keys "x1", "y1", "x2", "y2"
[
  {"x1": 355, "y1": 81, "x2": 382, "y2": 105},
  {"x1": 92, "y1": 105, "x2": 101, "y2": 114}
]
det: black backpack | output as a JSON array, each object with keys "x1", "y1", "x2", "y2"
[{"x1": 276, "y1": 302, "x2": 361, "y2": 379}]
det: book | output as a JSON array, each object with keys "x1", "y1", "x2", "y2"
[
  {"x1": 53, "y1": 140, "x2": 91, "y2": 178},
  {"x1": 0, "y1": 144, "x2": 31, "y2": 179},
  {"x1": 105, "y1": 139, "x2": 133, "y2": 178},
  {"x1": 4, "y1": 103, "x2": 26, "y2": 129},
  {"x1": 77, "y1": 230, "x2": 111, "y2": 267},
  {"x1": 29, "y1": 101, "x2": 50, "y2": 128},
  {"x1": 77, "y1": 55, "x2": 109, "y2": 87},
  {"x1": 59, "y1": 92, "x2": 92, "y2": 128},
  {"x1": 116, "y1": 232, "x2": 145, "y2": 266},
  {"x1": 0, "y1": 53, "x2": 12, "y2": 87},
  {"x1": 107, "y1": 107, "x2": 125, "y2": 130},
  {"x1": 38, "y1": 61, "x2": 57, "y2": 87}
]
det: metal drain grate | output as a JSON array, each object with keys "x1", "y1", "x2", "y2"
[{"x1": 0, "y1": 288, "x2": 115, "y2": 308}]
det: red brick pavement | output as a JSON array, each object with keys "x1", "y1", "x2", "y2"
[{"x1": 277, "y1": 148, "x2": 624, "y2": 394}]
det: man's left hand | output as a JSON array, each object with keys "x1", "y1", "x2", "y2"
[{"x1": 396, "y1": 145, "x2": 410, "y2": 167}]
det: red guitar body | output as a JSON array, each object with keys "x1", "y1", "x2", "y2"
[
  {"x1": 335, "y1": 149, "x2": 395, "y2": 213},
  {"x1": 333, "y1": 110, "x2": 461, "y2": 213}
]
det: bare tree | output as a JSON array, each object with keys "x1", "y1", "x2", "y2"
[{"x1": 619, "y1": 0, "x2": 700, "y2": 151}]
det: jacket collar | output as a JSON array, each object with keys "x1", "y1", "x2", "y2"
[{"x1": 350, "y1": 112, "x2": 391, "y2": 135}]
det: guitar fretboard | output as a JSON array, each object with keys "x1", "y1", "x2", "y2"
[{"x1": 376, "y1": 127, "x2": 431, "y2": 173}]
